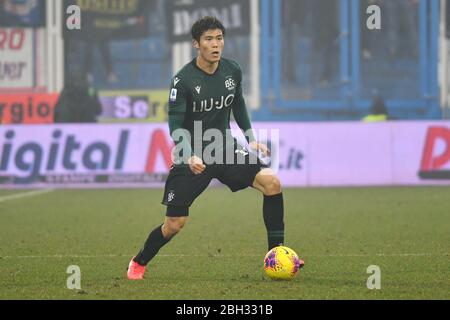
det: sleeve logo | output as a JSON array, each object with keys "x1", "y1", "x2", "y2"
[{"x1": 170, "y1": 88, "x2": 178, "y2": 102}]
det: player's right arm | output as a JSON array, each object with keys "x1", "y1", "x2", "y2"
[{"x1": 168, "y1": 78, "x2": 205, "y2": 174}]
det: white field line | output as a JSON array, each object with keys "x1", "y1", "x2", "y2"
[
  {"x1": 0, "y1": 253, "x2": 448, "y2": 260},
  {"x1": 0, "y1": 189, "x2": 54, "y2": 203}
]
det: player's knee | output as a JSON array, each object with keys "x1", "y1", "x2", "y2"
[
  {"x1": 263, "y1": 176, "x2": 282, "y2": 196},
  {"x1": 163, "y1": 217, "x2": 187, "y2": 238}
]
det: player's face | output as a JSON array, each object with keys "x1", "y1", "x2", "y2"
[{"x1": 194, "y1": 29, "x2": 224, "y2": 64}]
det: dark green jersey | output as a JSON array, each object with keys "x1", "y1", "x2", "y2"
[{"x1": 168, "y1": 58, "x2": 255, "y2": 162}]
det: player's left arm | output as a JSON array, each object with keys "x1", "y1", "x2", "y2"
[{"x1": 232, "y1": 69, "x2": 270, "y2": 157}]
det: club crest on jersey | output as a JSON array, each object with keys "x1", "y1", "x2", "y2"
[
  {"x1": 170, "y1": 88, "x2": 178, "y2": 102},
  {"x1": 225, "y1": 78, "x2": 236, "y2": 91}
]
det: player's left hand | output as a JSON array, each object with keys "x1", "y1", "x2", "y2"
[{"x1": 249, "y1": 141, "x2": 270, "y2": 158}]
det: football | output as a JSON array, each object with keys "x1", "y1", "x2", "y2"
[{"x1": 263, "y1": 246, "x2": 304, "y2": 280}]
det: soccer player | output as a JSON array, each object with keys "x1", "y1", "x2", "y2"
[{"x1": 127, "y1": 16, "x2": 297, "y2": 280}]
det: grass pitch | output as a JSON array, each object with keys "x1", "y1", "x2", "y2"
[{"x1": 0, "y1": 187, "x2": 448, "y2": 300}]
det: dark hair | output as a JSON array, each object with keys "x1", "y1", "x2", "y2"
[
  {"x1": 191, "y1": 16, "x2": 226, "y2": 42},
  {"x1": 370, "y1": 96, "x2": 388, "y2": 115}
]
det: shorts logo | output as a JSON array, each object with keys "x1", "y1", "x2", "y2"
[
  {"x1": 225, "y1": 78, "x2": 235, "y2": 91},
  {"x1": 170, "y1": 89, "x2": 178, "y2": 102},
  {"x1": 168, "y1": 190, "x2": 175, "y2": 202}
]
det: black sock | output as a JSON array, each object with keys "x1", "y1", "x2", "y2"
[
  {"x1": 263, "y1": 193, "x2": 285, "y2": 251},
  {"x1": 134, "y1": 224, "x2": 171, "y2": 266}
]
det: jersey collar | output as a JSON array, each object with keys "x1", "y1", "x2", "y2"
[{"x1": 192, "y1": 58, "x2": 222, "y2": 76}]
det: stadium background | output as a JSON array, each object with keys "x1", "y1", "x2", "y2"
[
  {"x1": 0, "y1": 0, "x2": 449, "y2": 301},
  {"x1": 1, "y1": 0, "x2": 450, "y2": 188}
]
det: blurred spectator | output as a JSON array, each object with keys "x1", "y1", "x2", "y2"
[
  {"x1": 83, "y1": 36, "x2": 118, "y2": 84},
  {"x1": 384, "y1": 0, "x2": 419, "y2": 60},
  {"x1": 310, "y1": 0, "x2": 339, "y2": 86},
  {"x1": 447, "y1": 0, "x2": 450, "y2": 38},
  {"x1": 54, "y1": 76, "x2": 102, "y2": 123},
  {"x1": 362, "y1": 95, "x2": 388, "y2": 122},
  {"x1": 282, "y1": 0, "x2": 308, "y2": 83}
]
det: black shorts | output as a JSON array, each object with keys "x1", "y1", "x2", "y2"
[{"x1": 162, "y1": 148, "x2": 268, "y2": 216}]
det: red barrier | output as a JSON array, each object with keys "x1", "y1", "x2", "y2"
[{"x1": 0, "y1": 93, "x2": 59, "y2": 124}]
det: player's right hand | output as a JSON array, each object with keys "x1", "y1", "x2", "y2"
[{"x1": 188, "y1": 155, "x2": 206, "y2": 175}]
